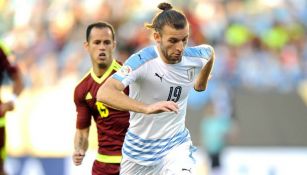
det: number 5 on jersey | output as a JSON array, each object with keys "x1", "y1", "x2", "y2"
[{"x1": 96, "y1": 101, "x2": 109, "y2": 117}]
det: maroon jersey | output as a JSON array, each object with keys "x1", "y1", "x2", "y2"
[
  {"x1": 74, "y1": 59, "x2": 129, "y2": 156},
  {"x1": 0, "y1": 43, "x2": 18, "y2": 174},
  {"x1": 0, "y1": 46, "x2": 18, "y2": 116}
]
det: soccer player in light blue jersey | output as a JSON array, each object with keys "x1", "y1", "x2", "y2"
[{"x1": 97, "y1": 2, "x2": 215, "y2": 175}]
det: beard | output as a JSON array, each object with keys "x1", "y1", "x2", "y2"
[
  {"x1": 98, "y1": 63, "x2": 107, "y2": 69},
  {"x1": 160, "y1": 45, "x2": 181, "y2": 64}
]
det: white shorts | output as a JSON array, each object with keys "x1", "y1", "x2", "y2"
[{"x1": 120, "y1": 141, "x2": 197, "y2": 175}]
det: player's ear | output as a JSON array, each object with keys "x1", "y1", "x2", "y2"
[
  {"x1": 112, "y1": 40, "x2": 116, "y2": 50},
  {"x1": 153, "y1": 32, "x2": 161, "y2": 44},
  {"x1": 83, "y1": 41, "x2": 89, "y2": 51}
]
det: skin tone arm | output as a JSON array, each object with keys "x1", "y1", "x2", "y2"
[
  {"x1": 97, "y1": 78, "x2": 179, "y2": 114},
  {"x1": 194, "y1": 46, "x2": 215, "y2": 91},
  {"x1": 73, "y1": 128, "x2": 89, "y2": 166},
  {"x1": 11, "y1": 67, "x2": 24, "y2": 96},
  {"x1": 0, "y1": 67, "x2": 24, "y2": 115}
]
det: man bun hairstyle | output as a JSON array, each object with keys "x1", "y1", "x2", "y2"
[
  {"x1": 145, "y1": 2, "x2": 187, "y2": 33},
  {"x1": 158, "y1": 2, "x2": 172, "y2": 11}
]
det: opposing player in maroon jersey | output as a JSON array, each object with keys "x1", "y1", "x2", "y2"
[
  {"x1": 72, "y1": 22, "x2": 129, "y2": 175},
  {"x1": 0, "y1": 42, "x2": 24, "y2": 175}
]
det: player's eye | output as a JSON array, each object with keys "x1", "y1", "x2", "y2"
[
  {"x1": 94, "y1": 40, "x2": 101, "y2": 45},
  {"x1": 104, "y1": 40, "x2": 111, "y2": 45},
  {"x1": 169, "y1": 39, "x2": 178, "y2": 44}
]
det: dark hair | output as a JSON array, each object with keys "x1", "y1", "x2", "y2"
[
  {"x1": 86, "y1": 21, "x2": 115, "y2": 42},
  {"x1": 145, "y1": 2, "x2": 187, "y2": 33}
]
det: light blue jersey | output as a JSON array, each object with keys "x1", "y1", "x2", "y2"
[{"x1": 113, "y1": 44, "x2": 213, "y2": 166}]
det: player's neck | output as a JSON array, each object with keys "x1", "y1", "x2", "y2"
[{"x1": 93, "y1": 65, "x2": 108, "y2": 78}]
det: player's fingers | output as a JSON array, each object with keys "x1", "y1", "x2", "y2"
[
  {"x1": 159, "y1": 106, "x2": 172, "y2": 112},
  {"x1": 73, "y1": 151, "x2": 85, "y2": 165},
  {"x1": 165, "y1": 105, "x2": 178, "y2": 113},
  {"x1": 79, "y1": 150, "x2": 85, "y2": 156},
  {"x1": 158, "y1": 103, "x2": 178, "y2": 113},
  {"x1": 147, "y1": 101, "x2": 179, "y2": 114},
  {"x1": 74, "y1": 160, "x2": 82, "y2": 166},
  {"x1": 165, "y1": 101, "x2": 179, "y2": 113},
  {"x1": 73, "y1": 158, "x2": 79, "y2": 165},
  {"x1": 167, "y1": 101, "x2": 178, "y2": 107},
  {"x1": 73, "y1": 155, "x2": 84, "y2": 166},
  {"x1": 73, "y1": 150, "x2": 85, "y2": 156}
]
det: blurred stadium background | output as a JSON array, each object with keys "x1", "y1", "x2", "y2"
[{"x1": 1, "y1": 0, "x2": 307, "y2": 174}]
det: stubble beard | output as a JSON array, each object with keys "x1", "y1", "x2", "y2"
[
  {"x1": 98, "y1": 63, "x2": 107, "y2": 69},
  {"x1": 160, "y1": 46, "x2": 181, "y2": 64},
  {"x1": 159, "y1": 39, "x2": 184, "y2": 64},
  {"x1": 160, "y1": 45, "x2": 172, "y2": 64}
]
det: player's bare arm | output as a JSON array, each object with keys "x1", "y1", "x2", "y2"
[
  {"x1": 97, "y1": 77, "x2": 178, "y2": 114},
  {"x1": 194, "y1": 45, "x2": 215, "y2": 91},
  {"x1": 73, "y1": 128, "x2": 89, "y2": 166},
  {"x1": 12, "y1": 67, "x2": 24, "y2": 96}
]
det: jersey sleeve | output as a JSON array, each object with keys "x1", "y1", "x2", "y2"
[
  {"x1": 74, "y1": 86, "x2": 92, "y2": 129},
  {"x1": 112, "y1": 46, "x2": 157, "y2": 87},
  {"x1": 184, "y1": 44, "x2": 214, "y2": 67}
]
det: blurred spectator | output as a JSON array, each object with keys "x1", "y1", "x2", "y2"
[
  {"x1": 200, "y1": 100, "x2": 237, "y2": 175},
  {"x1": 0, "y1": 0, "x2": 306, "y2": 92}
]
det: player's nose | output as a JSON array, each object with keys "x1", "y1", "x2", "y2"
[
  {"x1": 175, "y1": 41, "x2": 184, "y2": 52},
  {"x1": 99, "y1": 43, "x2": 106, "y2": 50}
]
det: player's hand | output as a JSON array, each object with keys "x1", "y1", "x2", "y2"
[
  {"x1": 145, "y1": 101, "x2": 179, "y2": 114},
  {"x1": 73, "y1": 150, "x2": 85, "y2": 166},
  {"x1": 1, "y1": 102, "x2": 15, "y2": 114}
]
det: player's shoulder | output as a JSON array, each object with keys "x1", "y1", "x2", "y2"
[
  {"x1": 124, "y1": 45, "x2": 158, "y2": 70},
  {"x1": 184, "y1": 44, "x2": 214, "y2": 60},
  {"x1": 112, "y1": 59, "x2": 123, "y2": 71},
  {"x1": 75, "y1": 71, "x2": 91, "y2": 91},
  {"x1": 0, "y1": 40, "x2": 11, "y2": 56}
]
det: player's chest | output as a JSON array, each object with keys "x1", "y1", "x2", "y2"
[
  {"x1": 84, "y1": 83, "x2": 101, "y2": 109},
  {"x1": 141, "y1": 66, "x2": 196, "y2": 102}
]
